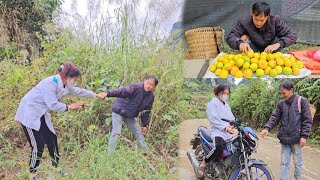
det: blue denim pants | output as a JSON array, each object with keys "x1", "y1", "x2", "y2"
[
  {"x1": 107, "y1": 112, "x2": 150, "y2": 154},
  {"x1": 280, "y1": 143, "x2": 302, "y2": 180}
]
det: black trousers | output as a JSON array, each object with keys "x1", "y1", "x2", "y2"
[
  {"x1": 205, "y1": 136, "x2": 224, "y2": 163},
  {"x1": 21, "y1": 116, "x2": 59, "y2": 173}
]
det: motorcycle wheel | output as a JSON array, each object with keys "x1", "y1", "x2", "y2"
[
  {"x1": 194, "y1": 145, "x2": 204, "y2": 162},
  {"x1": 229, "y1": 164, "x2": 273, "y2": 180}
]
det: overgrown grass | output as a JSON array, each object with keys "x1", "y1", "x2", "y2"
[
  {"x1": 0, "y1": 28, "x2": 186, "y2": 179},
  {"x1": 0, "y1": 1, "x2": 186, "y2": 179},
  {"x1": 180, "y1": 79, "x2": 213, "y2": 119},
  {"x1": 4, "y1": 136, "x2": 176, "y2": 180}
]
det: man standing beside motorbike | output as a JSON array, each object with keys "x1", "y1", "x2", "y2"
[
  {"x1": 197, "y1": 84, "x2": 236, "y2": 177},
  {"x1": 260, "y1": 81, "x2": 312, "y2": 180}
]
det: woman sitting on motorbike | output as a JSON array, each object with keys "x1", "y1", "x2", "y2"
[{"x1": 197, "y1": 84, "x2": 237, "y2": 177}]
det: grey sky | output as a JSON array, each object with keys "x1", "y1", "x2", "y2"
[{"x1": 60, "y1": 0, "x2": 183, "y2": 37}]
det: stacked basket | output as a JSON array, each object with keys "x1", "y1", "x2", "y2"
[{"x1": 185, "y1": 27, "x2": 223, "y2": 59}]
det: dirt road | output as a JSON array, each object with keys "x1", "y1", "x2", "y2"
[{"x1": 179, "y1": 119, "x2": 320, "y2": 180}]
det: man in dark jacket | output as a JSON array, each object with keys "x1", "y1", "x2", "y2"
[
  {"x1": 260, "y1": 81, "x2": 312, "y2": 180},
  {"x1": 100, "y1": 75, "x2": 158, "y2": 154},
  {"x1": 226, "y1": 1, "x2": 297, "y2": 53}
]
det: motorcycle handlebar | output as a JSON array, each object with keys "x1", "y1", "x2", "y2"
[{"x1": 221, "y1": 118, "x2": 242, "y2": 127}]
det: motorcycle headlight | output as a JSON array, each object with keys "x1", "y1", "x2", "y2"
[{"x1": 248, "y1": 133, "x2": 259, "y2": 150}]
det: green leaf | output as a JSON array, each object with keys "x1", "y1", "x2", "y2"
[{"x1": 105, "y1": 117, "x2": 112, "y2": 126}]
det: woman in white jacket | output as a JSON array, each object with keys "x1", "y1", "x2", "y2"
[
  {"x1": 15, "y1": 62, "x2": 104, "y2": 179},
  {"x1": 197, "y1": 84, "x2": 236, "y2": 177}
]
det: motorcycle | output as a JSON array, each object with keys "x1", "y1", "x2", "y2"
[{"x1": 187, "y1": 119, "x2": 274, "y2": 180}]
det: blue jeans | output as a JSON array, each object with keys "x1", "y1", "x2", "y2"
[
  {"x1": 107, "y1": 112, "x2": 150, "y2": 154},
  {"x1": 280, "y1": 143, "x2": 302, "y2": 180}
]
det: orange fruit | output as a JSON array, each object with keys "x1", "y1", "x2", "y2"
[
  {"x1": 275, "y1": 66, "x2": 283, "y2": 74},
  {"x1": 215, "y1": 69, "x2": 222, "y2": 76},
  {"x1": 276, "y1": 58, "x2": 284, "y2": 66},
  {"x1": 267, "y1": 54, "x2": 275, "y2": 61},
  {"x1": 243, "y1": 62, "x2": 251, "y2": 69},
  {"x1": 261, "y1": 52, "x2": 268, "y2": 57},
  {"x1": 270, "y1": 69, "x2": 278, "y2": 78},
  {"x1": 243, "y1": 56, "x2": 251, "y2": 62},
  {"x1": 217, "y1": 56, "x2": 225, "y2": 62},
  {"x1": 283, "y1": 67, "x2": 292, "y2": 75},
  {"x1": 260, "y1": 56, "x2": 267, "y2": 62},
  {"x1": 273, "y1": 53, "x2": 280, "y2": 59},
  {"x1": 292, "y1": 62, "x2": 300, "y2": 69},
  {"x1": 209, "y1": 64, "x2": 216, "y2": 72},
  {"x1": 216, "y1": 62, "x2": 224, "y2": 69},
  {"x1": 236, "y1": 58, "x2": 245, "y2": 68},
  {"x1": 250, "y1": 58, "x2": 259, "y2": 64},
  {"x1": 250, "y1": 63, "x2": 258, "y2": 72},
  {"x1": 276, "y1": 52, "x2": 283, "y2": 57},
  {"x1": 243, "y1": 69, "x2": 253, "y2": 78},
  {"x1": 264, "y1": 66, "x2": 271, "y2": 75},
  {"x1": 293, "y1": 67, "x2": 300, "y2": 76},
  {"x1": 247, "y1": 50, "x2": 254, "y2": 58},
  {"x1": 289, "y1": 55, "x2": 297, "y2": 62},
  {"x1": 256, "y1": 69, "x2": 265, "y2": 78},
  {"x1": 224, "y1": 63, "x2": 232, "y2": 71},
  {"x1": 223, "y1": 57, "x2": 229, "y2": 64},
  {"x1": 228, "y1": 54, "x2": 235, "y2": 60},
  {"x1": 268, "y1": 60, "x2": 277, "y2": 68},
  {"x1": 230, "y1": 66, "x2": 239, "y2": 76},
  {"x1": 297, "y1": 61, "x2": 304, "y2": 69},
  {"x1": 219, "y1": 69, "x2": 229, "y2": 78},
  {"x1": 284, "y1": 59, "x2": 293, "y2": 67},
  {"x1": 258, "y1": 60, "x2": 268, "y2": 69},
  {"x1": 234, "y1": 70, "x2": 243, "y2": 78},
  {"x1": 253, "y1": 52, "x2": 260, "y2": 59},
  {"x1": 229, "y1": 60, "x2": 235, "y2": 67}
]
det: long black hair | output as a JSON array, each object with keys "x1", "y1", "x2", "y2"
[
  {"x1": 214, "y1": 84, "x2": 231, "y2": 96},
  {"x1": 58, "y1": 62, "x2": 81, "y2": 79}
]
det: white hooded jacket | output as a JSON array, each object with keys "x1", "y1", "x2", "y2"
[
  {"x1": 206, "y1": 97, "x2": 235, "y2": 141},
  {"x1": 14, "y1": 74, "x2": 95, "y2": 134}
]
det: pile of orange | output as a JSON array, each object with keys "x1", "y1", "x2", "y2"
[{"x1": 209, "y1": 50, "x2": 304, "y2": 78}]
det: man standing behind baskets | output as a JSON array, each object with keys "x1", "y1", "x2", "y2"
[{"x1": 226, "y1": 1, "x2": 297, "y2": 53}]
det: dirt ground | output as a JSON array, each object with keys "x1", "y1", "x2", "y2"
[{"x1": 179, "y1": 119, "x2": 320, "y2": 180}]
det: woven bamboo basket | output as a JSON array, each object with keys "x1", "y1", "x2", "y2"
[
  {"x1": 185, "y1": 27, "x2": 223, "y2": 59},
  {"x1": 310, "y1": 104, "x2": 317, "y2": 121}
]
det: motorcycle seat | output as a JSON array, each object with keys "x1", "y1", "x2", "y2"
[{"x1": 198, "y1": 126, "x2": 213, "y2": 143}]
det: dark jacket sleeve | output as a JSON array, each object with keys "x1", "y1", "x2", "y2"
[
  {"x1": 300, "y1": 97, "x2": 312, "y2": 139},
  {"x1": 275, "y1": 16, "x2": 297, "y2": 48},
  {"x1": 226, "y1": 19, "x2": 246, "y2": 50},
  {"x1": 107, "y1": 84, "x2": 136, "y2": 98},
  {"x1": 140, "y1": 95, "x2": 154, "y2": 127},
  {"x1": 264, "y1": 101, "x2": 282, "y2": 131}
]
